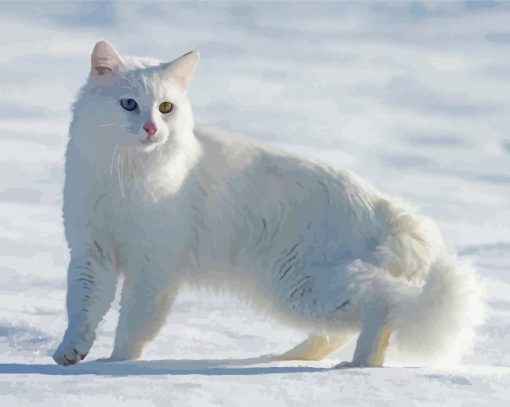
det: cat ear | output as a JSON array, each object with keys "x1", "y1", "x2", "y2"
[
  {"x1": 90, "y1": 40, "x2": 125, "y2": 79},
  {"x1": 160, "y1": 51, "x2": 200, "y2": 90}
]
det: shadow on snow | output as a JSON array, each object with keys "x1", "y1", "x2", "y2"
[{"x1": 0, "y1": 356, "x2": 332, "y2": 377}]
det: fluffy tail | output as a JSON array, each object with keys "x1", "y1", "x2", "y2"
[{"x1": 391, "y1": 253, "x2": 486, "y2": 365}]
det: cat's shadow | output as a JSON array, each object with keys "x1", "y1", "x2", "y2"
[{"x1": 0, "y1": 356, "x2": 331, "y2": 376}]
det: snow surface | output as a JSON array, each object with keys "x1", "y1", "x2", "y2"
[{"x1": 0, "y1": 1, "x2": 509, "y2": 405}]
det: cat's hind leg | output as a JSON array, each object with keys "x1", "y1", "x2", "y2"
[
  {"x1": 336, "y1": 306, "x2": 392, "y2": 368},
  {"x1": 273, "y1": 332, "x2": 355, "y2": 361}
]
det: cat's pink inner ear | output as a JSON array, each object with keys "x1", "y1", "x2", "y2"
[
  {"x1": 91, "y1": 40, "x2": 125, "y2": 77},
  {"x1": 161, "y1": 51, "x2": 200, "y2": 89}
]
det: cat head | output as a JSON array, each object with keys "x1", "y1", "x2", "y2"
[{"x1": 73, "y1": 41, "x2": 199, "y2": 154}]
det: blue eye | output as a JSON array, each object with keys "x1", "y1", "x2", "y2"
[{"x1": 120, "y1": 98, "x2": 138, "y2": 111}]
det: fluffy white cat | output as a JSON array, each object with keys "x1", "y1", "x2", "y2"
[{"x1": 53, "y1": 41, "x2": 484, "y2": 367}]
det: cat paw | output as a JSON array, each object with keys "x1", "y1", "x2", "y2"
[{"x1": 53, "y1": 342, "x2": 88, "y2": 366}]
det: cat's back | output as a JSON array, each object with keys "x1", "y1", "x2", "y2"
[
  {"x1": 194, "y1": 126, "x2": 384, "y2": 242},
  {"x1": 194, "y1": 125, "x2": 382, "y2": 208}
]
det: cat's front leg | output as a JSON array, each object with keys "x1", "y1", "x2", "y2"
[
  {"x1": 109, "y1": 265, "x2": 178, "y2": 362},
  {"x1": 53, "y1": 252, "x2": 117, "y2": 365}
]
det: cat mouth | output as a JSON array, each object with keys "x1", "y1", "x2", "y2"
[{"x1": 139, "y1": 136, "x2": 157, "y2": 146}]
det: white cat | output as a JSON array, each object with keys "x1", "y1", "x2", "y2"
[{"x1": 53, "y1": 41, "x2": 484, "y2": 367}]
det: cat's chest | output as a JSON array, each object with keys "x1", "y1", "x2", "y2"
[{"x1": 96, "y1": 181, "x2": 188, "y2": 237}]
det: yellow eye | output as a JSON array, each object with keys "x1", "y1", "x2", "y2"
[{"x1": 159, "y1": 101, "x2": 173, "y2": 114}]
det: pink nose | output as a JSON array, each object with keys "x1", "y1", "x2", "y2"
[{"x1": 143, "y1": 123, "x2": 157, "y2": 137}]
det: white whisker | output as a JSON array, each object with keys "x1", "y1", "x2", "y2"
[
  {"x1": 128, "y1": 147, "x2": 134, "y2": 178},
  {"x1": 121, "y1": 152, "x2": 126, "y2": 198},
  {"x1": 116, "y1": 150, "x2": 121, "y2": 197},
  {"x1": 110, "y1": 144, "x2": 118, "y2": 175},
  {"x1": 116, "y1": 148, "x2": 125, "y2": 198}
]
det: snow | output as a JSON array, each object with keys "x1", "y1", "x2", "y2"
[{"x1": 0, "y1": 1, "x2": 509, "y2": 405}]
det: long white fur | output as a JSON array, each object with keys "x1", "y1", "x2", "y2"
[{"x1": 53, "y1": 41, "x2": 485, "y2": 367}]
